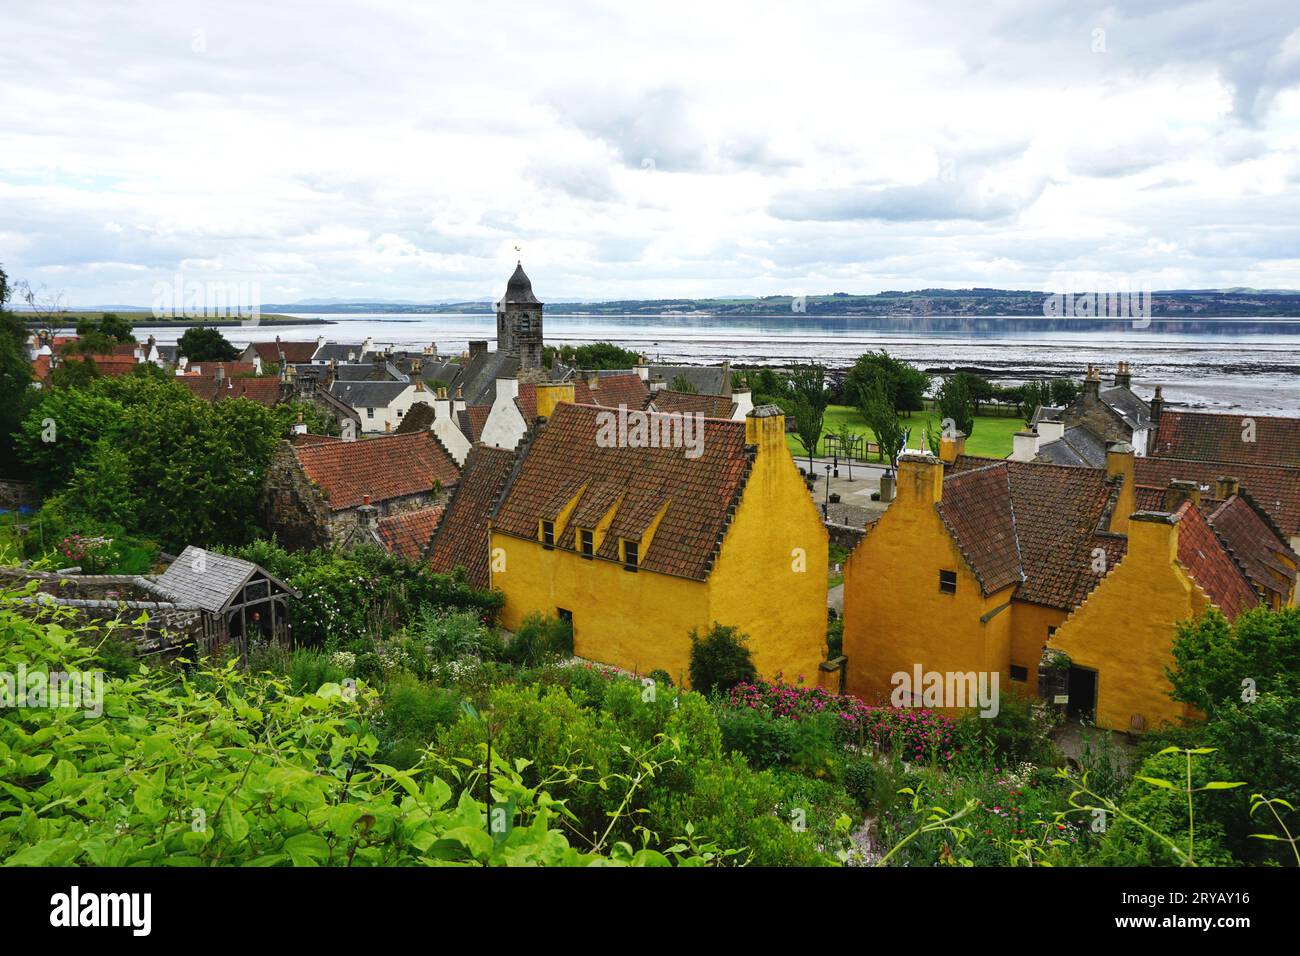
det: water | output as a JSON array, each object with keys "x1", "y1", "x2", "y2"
[{"x1": 129, "y1": 312, "x2": 1300, "y2": 415}]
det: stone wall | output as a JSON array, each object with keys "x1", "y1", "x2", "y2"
[
  {"x1": 260, "y1": 442, "x2": 333, "y2": 551},
  {"x1": 825, "y1": 521, "x2": 867, "y2": 552},
  {"x1": 0, "y1": 480, "x2": 38, "y2": 512}
]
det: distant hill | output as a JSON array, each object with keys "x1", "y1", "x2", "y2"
[{"x1": 258, "y1": 288, "x2": 1300, "y2": 318}]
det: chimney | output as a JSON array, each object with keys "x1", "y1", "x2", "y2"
[
  {"x1": 253, "y1": 354, "x2": 263, "y2": 375},
  {"x1": 1082, "y1": 364, "x2": 1101, "y2": 402},
  {"x1": 1037, "y1": 420, "x2": 1065, "y2": 444},
  {"x1": 1215, "y1": 476, "x2": 1240, "y2": 499},
  {"x1": 586, "y1": 370, "x2": 599, "y2": 392},
  {"x1": 1105, "y1": 441, "x2": 1136, "y2": 534},
  {"x1": 292, "y1": 410, "x2": 307, "y2": 435},
  {"x1": 744, "y1": 403, "x2": 787, "y2": 464},
  {"x1": 731, "y1": 380, "x2": 754, "y2": 420},
  {"x1": 1163, "y1": 479, "x2": 1201, "y2": 512},
  {"x1": 719, "y1": 360, "x2": 732, "y2": 396},
  {"x1": 635, "y1": 355, "x2": 650, "y2": 383},
  {"x1": 343, "y1": 416, "x2": 357, "y2": 441},
  {"x1": 535, "y1": 382, "x2": 575, "y2": 420},
  {"x1": 1129, "y1": 510, "x2": 1181, "y2": 567},
  {"x1": 412, "y1": 357, "x2": 422, "y2": 373},
  {"x1": 214, "y1": 364, "x2": 225, "y2": 384},
  {"x1": 346, "y1": 350, "x2": 356, "y2": 363},
  {"x1": 1147, "y1": 385, "x2": 1164, "y2": 455},
  {"x1": 649, "y1": 374, "x2": 666, "y2": 393},
  {"x1": 453, "y1": 386, "x2": 465, "y2": 414},
  {"x1": 469, "y1": 340, "x2": 488, "y2": 358},
  {"x1": 895, "y1": 453, "x2": 944, "y2": 506},
  {"x1": 434, "y1": 387, "x2": 452, "y2": 421},
  {"x1": 1011, "y1": 429, "x2": 1039, "y2": 462},
  {"x1": 1114, "y1": 361, "x2": 1132, "y2": 389},
  {"x1": 414, "y1": 377, "x2": 425, "y2": 392},
  {"x1": 495, "y1": 376, "x2": 519, "y2": 402},
  {"x1": 937, "y1": 429, "x2": 967, "y2": 464},
  {"x1": 357, "y1": 493, "x2": 378, "y2": 529}
]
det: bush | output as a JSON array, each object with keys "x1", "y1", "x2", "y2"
[
  {"x1": 505, "y1": 613, "x2": 573, "y2": 666},
  {"x1": 282, "y1": 649, "x2": 347, "y2": 695},
  {"x1": 688, "y1": 622, "x2": 757, "y2": 696},
  {"x1": 375, "y1": 675, "x2": 462, "y2": 768},
  {"x1": 839, "y1": 753, "x2": 877, "y2": 811},
  {"x1": 718, "y1": 707, "x2": 799, "y2": 769},
  {"x1": 954, "y1": 690, "x2": 1058, "y2": 766}
]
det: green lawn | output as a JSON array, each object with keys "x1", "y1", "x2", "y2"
[{"x1": 785, "y1": 404, "x2": 1023, "y2": 461}]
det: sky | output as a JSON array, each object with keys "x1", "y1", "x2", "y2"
[{"x1": 3, "y1": 0, "x2": 1300, "y2": 307}]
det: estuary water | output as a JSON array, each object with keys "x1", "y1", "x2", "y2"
[{"x1": 132, "y1": 312, "x2": 1300, "y2": 415}]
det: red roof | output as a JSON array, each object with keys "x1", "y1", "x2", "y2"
[
  {"x1": 463, "y1": 404, "x2": 490, "y2": 441},
  {"x1": 1135, "y1": 456, "x2": 1300, "y2": 538},
  {"x1": 377, "y1": 506, "x2": 446, "y2": 562},
  {"x1": 426, "y1": 443, "x2": 518, "y2": 587},
  {"x1": 293, "y1": 431, "x2": 460, "y2": 511},
  {"x1": 247, "y1": 340, "x2": 319, "y2": 363},
  {"x1": 184, "y1": 361, "x2": 256, "y2": 378},
  {"x1": 1206, "y1": 494, "x2": 1298, "y2": 601},
  {"x1": 1152, "y1": 410, "x2": 1300, "y2": 469},
  {"x1": 492, "y1": 402, "x2": 753, "y2": 581},
  {"x1": 515, "y1": 374, "x2": 650, "y2": 423},
  {"x1": 182, "y1": 375, "x2": 282, "y2": 407},
  {"x1": 1173, "y1": 503, "x2": 1259, "y2": 620},
  {"x1": 649, "y1": 389, "x2": 734, "y2": 418},
  {"x1": 53, "y1": 354, "x2": 140, "y2": 377}
]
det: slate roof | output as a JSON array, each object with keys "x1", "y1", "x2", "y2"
[
  {"x1": 649, "y1": 389, "x2": 735, "y2": 419},
  {"x1": 502, "y1": 262, "x2": 541, "y2": 305},
  {"x1": 377, "y1": 506, "x2": 446, "y2": 562},
  {"x1": 426, "y1": 443, "x2": 518, "y2": 588},
  {"x1": 649, "y1": 365, "x2": 728, "y2": 395},
  {"x1": 491, "y1": 402, "x2": 754, "y2": 581},
  {"x1": 938, "y1": 458, "x2": 1124, "y2": 609},
  {"x1": 293, "y1": 431, "x2": 460, "y2": 511},
  {"x1": 1206, "y1": 494, "x2": 1298, "y2": 602},
  {"x1": 328, "y1": 380, "x2": 409, "y2": 410},
  {"x1": 1035, "y1": 426, "x2": 1109, "y2": 467},
  {"x1": 1170, "y1": 503, "x2": 1259, "y2": 620},
  {"x1": 332, "y1": 363, "x2": 401, "y2": 382},
  {"x1": 314, "y1": 343, "x2": 368, "y2": 363},
  {"x1": 1134, "y1": 456, "x2": 1300, "y2": 538},
  {"x1": 1151, "y1": 410, "x2": 1300, "y2": 468},
  {"x1": 154, "y1": 546, "x2": 298, "y2": 613},
  {"x1": 449, "y1": 351, "x2": 520, "y2": 406},
  {"x1": 1100, "y1": 385, "x2": 1153, "y2": 432}
]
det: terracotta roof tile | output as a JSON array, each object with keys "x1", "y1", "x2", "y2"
[
  {"x1": 426, "y1": 443, "x2": 518, "y2": 588},
  {"x1": 584, "y1": 373, "x2": 649, "y2": 410},
  {"x1": 650, "y1": 389, "x2": 734, "y2": 419},
  {"x1": 1174, "y1": 503, "x2": 1259, "y2": 620},
  {"x1": 182, "y1": 375, "x2": 282, "y2": 407},
  {"x1": 1206, "y1": 494, "x2": 1298, "y2": 600},
  {"x1": 293, "y1": 431, "x2": 459, "y2": 511},
  {"x1": 936, "y1": 463, "x2": 1022, "y2": 594},
  {"x1": 1135, "y1": 456, "x2": 1300, "y2": 538},
  {"x1": 377, "y1": 506, "x2": 446, "y2": 562},
  {"x1": 1152, "y1": 410, "x2": 1300, "y2": 468},
  {"x1": 491, "y1": 402, "x2": 752, "y2": 581},
  {"x1": 464, "y1": 404, "x2": 490, "y2": 441},
  {"x1": 248, "y1": 340, "x2": 319, "y2": 363}
]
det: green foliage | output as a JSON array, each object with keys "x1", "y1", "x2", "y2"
[
  {"x1": 954, "y1": 691, "x2": 1059, "y2": 766},
  {"x1": 505, "y1": 612, "x2": 573, "y2": 666},
  {"x1": 1020, "y1": 379, "x2": 1054, "y2": 425},
  {"x1": 845, "y1": 350, "x2": 928, "y2": 415},
  {"x1": 177, "y1": 325, "x2": 239, "y2": 362},
  {"x1": 75, "y1": 312, "x2": 134, "y2": 344},
  {"x1": 16, "y1": 388, "x2": 125, "y2": 492},
  {"x1": 934, "y1": 374, "x2": 976, "y2": 439},
  {"x1": 688, "y1": 622, "x2": 757, "y2": 696},
  {"x1": 59, "y1": 439, "x2": 137, "y2": 530},
  {"x1": 668, "y1": 374, "x2": 696, "y2": 393},
  {"x1": 1049, "y1": 377, "x2": 1079, "y2": 406},
  {"x1": 1169, "y1": 607, "x2": 1300, "y2": 716},
  {"x1": 544, "y1": 342, "x2": 641, "y2": 370}
]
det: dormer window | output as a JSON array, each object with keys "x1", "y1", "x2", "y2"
[
  {"x1": 622, "y1": 539, "x2": 639, "y2": 572},
  {"x1": 579, "y1": 528, "x2": 594, "y2": 558},
  {"x1": 540, "y1": 519, "x2": 555, "y2": 549}
]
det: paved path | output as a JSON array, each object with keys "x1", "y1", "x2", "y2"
[{"x1": 828, "y1": 583, "x2": 844, "y2": 614}]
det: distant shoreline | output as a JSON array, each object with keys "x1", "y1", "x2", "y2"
[{"x1": 23, "y1": 313, "x2": 330, "y2": 329}]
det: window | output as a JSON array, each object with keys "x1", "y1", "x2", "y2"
[
  {"x1": 366, "y1": 407, "x2": 375, "y2": 419},
  {"x1": 540, "y1": 520, "x2": 555, "y2": 549},
  {"x1": 939, "y1": 570, "x2": 957, "y2": 594},
  {"x1": 1047, "y1": 626, "x2": 1057, "y2": 638},
  {"x1": 396, "y1": 408, "x2": 404, "y2": 418},
  {"x1": 1010, "y1": 665, "x2": 1029, "y2": 682},
  {"x1": 557, "y1": 608, "x2": 572, "y2": 624},
  {"x1": 579, "y1": 528, "x2": 594, "y2": 558},
  {"x1": 622, "y1": 539, "x2": 639, "y2": 572}
]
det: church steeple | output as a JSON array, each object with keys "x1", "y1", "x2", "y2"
[{"x1": 496, "y1": 261, "x2": 544, "y2": 377}]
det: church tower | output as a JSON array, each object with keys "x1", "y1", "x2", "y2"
[{"x1": 497, "y1": 261, "x2": 544, "y2": 378}]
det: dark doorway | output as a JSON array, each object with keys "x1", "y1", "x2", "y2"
[{"x1": 1067, "y1": 666, "x2": 1097, "y2": 721}]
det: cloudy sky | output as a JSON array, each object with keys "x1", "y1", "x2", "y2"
[{"x1": 4, "y1": 0, "x2": 1300, "y2": 306}]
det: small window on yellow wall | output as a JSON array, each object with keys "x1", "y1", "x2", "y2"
[
  {"x1": 540, "y1": 520, "x2": 555, "y2": 549},
  {"x1": 1009, "y1": 665, "x2": 1028, "y2": 682},
  {"x1": 939, "y1": 570, "x2": 957, "y2": 594},
  {"x1": 622, "y1": 539, "x2": 639, "y2": 572},
  {"x1": 579, "y1": 528, "x2": 594, "y2": 558}
]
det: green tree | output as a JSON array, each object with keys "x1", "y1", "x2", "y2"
[
  {"x1": 75, "y1": 312, "x2": 134, "y2": 344},
  {"x1": 1020, "y1": 379, "x2": 1053, "y2": 426},
  {"x1": 669, "y1": 374, "x2": 697, "y2": 393},
  {"x1": 934, "y1": 374, "x2": 975, "y2": 441},
  {"x1": 846, "y1": 351, "x2": 928, "y2": 415},
  {"x1": 16, "y1": 388, "x2": 126, "y2": 492},
  {"x1": 856, "y1": 372, "x2": 905, "y2": 469},
  {"x1": 59, "y1": 438, "x2": 138, "y2": 529},
  {"x1": 0, "y1": 264, "x2": 35, "y2": 476},
  {"x1": 689, "y1": 623, "x2": 758, "y2": 696},
  {"x1": 786, "y1": 363, "x2": 828, "y2": 468},
  {"x1": 544, "y1": 341, "x2": 641, "y2": 370},
  {"x1": 953, "y1": 372, "x2": 995, "y2": 414},
  {"x1": 177, "y1": 325, "x2": 239, "y2": 362},
  {"x1": 1049, "y1": 377, "x2": 1079, "y2": 406}
]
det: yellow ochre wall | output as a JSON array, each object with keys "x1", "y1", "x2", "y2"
[
  {"x1": 1009, "y1": 601, "x2": 1068, "y2": 690},
  {"x1": 842, "y1": 455, "x2": 1018, "y2": 704},
  {"x1": 490, "y1": 410, "x2": 827, "y2": 687},
  {"x1": 1048, "y1": 515, "x2": 1201, "y2": 731}
]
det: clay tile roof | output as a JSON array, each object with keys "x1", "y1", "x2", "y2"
[
  {"x1": 939, "y1": 458, "x2": 1122, "y2": 608},
  {"x1": 182, "y1": 375, "x2": 282, "y2": 407},
  {"x1": 377, "y1": 506, "x2": 446, "y2": 562},
  {"x1": 62, "y1": 354, "x2": 139, "y2": 377},
  {"x1": 291, "y1": 433, "x2": 341, "y2": 447},
  {"x1": 649, "y1": 389, "x2": 735, "y2": 419},
  {"x1": 936, "y1": 462, "x2": 1023, "y2": 594},
  {"x1": 187, "y1": 361, "x2": 256, "y2": 378},
  {"x1": 491, "y1": 402, "x2": 753, "y2": 581},
  {"x1": 463, "y1": 404, "x2": 490, "y2": 442},
  {"x1": 293, "y1": 431, "x2": 460, "y2": 511},
  {"x1": 1134, "y1": 457, "x2": 1300, "y2": 538},
  {"x1": 585, "y1": 373, "x2": 650, "y2": 410},
  {"x1": 249, "y1": 340, "x2": 319, "y2": 363},
  {"x1": 426, "y1": 443, "x2": 518, "y2": 588},
  {"x1": 1206, "y1": 494, "x2": 1298, "y2": 600},
  {"x1": 1152, "y1": 410, "x2": 1300, "y2": 468},
  {"x1": 1174, "y1": 503, "x2": 1259, "y2": 620}
]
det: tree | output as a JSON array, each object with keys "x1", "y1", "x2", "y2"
[
  {"x1": 177, "y1": 325, "x2": 238, "y2": 362},
  {"x1": 59, "y1": 438, "x2": 138, "y2": 529},
  {"x1": 689, "y1": 623, "x2": 758, "y2": 696},
  {"x1": 953, "y1": 372, "x2": 996, "y2": 414},
  {"x1": 846, "y1": 350, "x2": 928, "y2": 415},
  {"x1": 856, "y1": 372, "x2": 905, "y2": 470},
  {"x1": 934, "y1": 374, "x2": 976, "y2": 441},
  {"x1": 76, "y1": 312, "x2": 134, "y2": 344},
  {"x1": 1049, "y1": 377, "x2": 1079, "y2": 406},
  {"x1": 669, "y1": 374, "x2": 697, "y2": 393},
  {"x1": 544, "y1": 341, "x2": 641, "y2": 370},
  {"x1": 16, "y1": 387, "x2": 127, "y2": 492},
  {"x1": 1020, "y1": 380, "x2": 1053, "y2": 426},
  {"x1": 786, "y1": 363, "x2": 828, "y2": 468},
  {"x1": 0, "y1": 264, "x2": 35, "y2": 476}
]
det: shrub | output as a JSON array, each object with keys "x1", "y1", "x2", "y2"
[
  {"x1": 688, "y1": 622, "x2": 757, "y2": 696},
  {"x1": 954, "y1": 690, "x2": 1058, "y2": 766},
  {"x1": 282, "y1": 649, "x2": 347, "y2": 695},
  {"x1": 375, "y1": 675, "x2": 462, "y2": 768},
  {"x1": 505, "y1": 613, "x2": 573, "y2": 666},
  {"x1": 840, "y1": 753, "x2": 877, "y2": 811},
  {"x1": 718, "y1": 706, "x2": 798, "y2": 769}
]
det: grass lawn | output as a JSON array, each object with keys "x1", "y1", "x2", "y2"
[{"x1": 785, "y1": 404, "x2": 1023, "y2": 461}]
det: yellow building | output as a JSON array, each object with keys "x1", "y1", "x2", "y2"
[
  {"x1": 484, "y1": 395, "x2": 828, "y2": 685},
  {"x1": 842, "y1": 441, "x2": 1282, "y2": 730}
]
